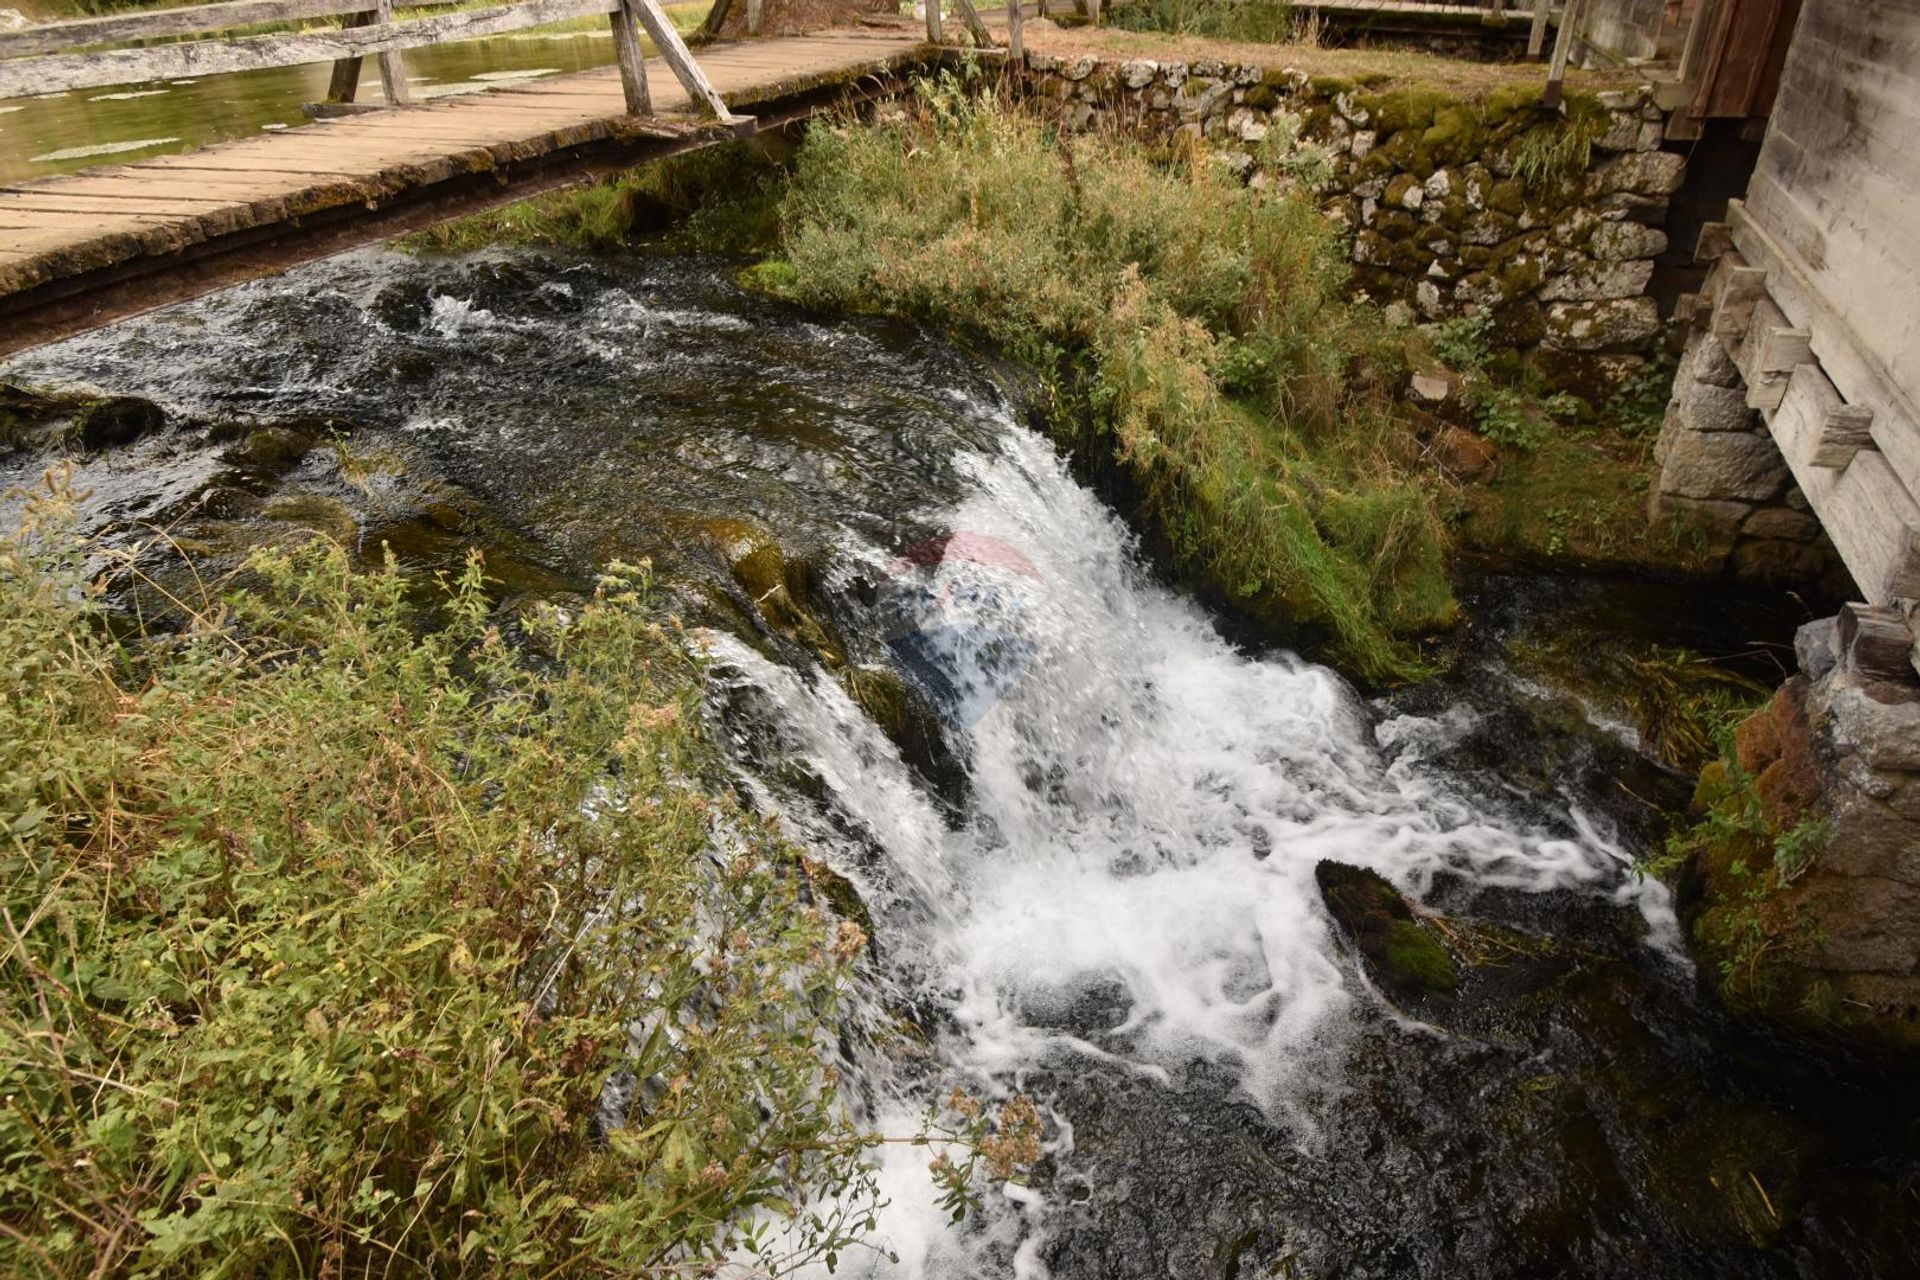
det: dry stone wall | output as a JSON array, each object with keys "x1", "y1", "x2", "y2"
[
  {"x1": 1019, "y1": 52, "x2": 1680, "y2": 403},
  {"x1": 1651, "y1": 327, "x2": 1853, "y2": 593}
]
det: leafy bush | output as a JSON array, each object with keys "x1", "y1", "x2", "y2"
[
  {"x1": 0, "y1": 475, "x2": 881, "y2": 1277},
  {"x1": 768, "y1": 78, "x2": 1455, "y2": 679}
]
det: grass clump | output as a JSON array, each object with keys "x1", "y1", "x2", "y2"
[
  {"x1": 1108, "y1": 0, "x2": 1302, "y2": 44},
  {"x1": 410, "y1": 140, "x2": 790, "y2": 256},
  {"x1": 764, "y1": 77, "x2": 1455, "y2": 680},
  {"x1": 0, "y1": 475, "x2": 884, "y2": 1277}
]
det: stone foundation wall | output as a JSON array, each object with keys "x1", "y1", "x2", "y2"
[
  {"x1": 1720, "y1": 610, "x2": 1920, "y2": 1042},
  {"x1": 1018, "y1": 52, "x2": 1681, "y2": 402},
  {"x1": 1650, "y1": 327, "x2": 1852, "y2": 593}
]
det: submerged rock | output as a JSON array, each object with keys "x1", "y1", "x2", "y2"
[
  {"x1": 70, "y1": 395, "x2": 165, "y2": 451},
  {"x1": 1316, "y1": 860, "x2": 1459, "y2": 999}
]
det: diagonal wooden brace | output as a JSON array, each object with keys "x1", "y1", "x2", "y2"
[{"x1": 628, "y1": 0, "x2": 752, "y2": 129}]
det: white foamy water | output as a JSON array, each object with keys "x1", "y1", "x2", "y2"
[{"x1": 704, "y1": 404, "x2": 1679, "y2": 1276}]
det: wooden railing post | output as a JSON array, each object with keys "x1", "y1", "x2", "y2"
[
  {"x1": 1008, "y1": 0, "x2": 1022, "y2": 61},
  {"x1": 925, "y1": 0, "x2": 942, "y2": 44},
  {"x1": 1527, "y1": 0, "x2": 1550, "y2": 59},
  {"x1": 746, "y1": 0, "x2": 762, "y2": 35},
  {"x1": 324, "y1": 8, "x2": 372, "y2": 104},
  {"x1": 372, "y1": 0, "x2": 411, "y2": 104},
  {"x1": 1542, "y1": 0, "x2": 1580, "y2": 109},
  {"x1": 610, "y1": 0, "x2": 650, "y2": 115}
]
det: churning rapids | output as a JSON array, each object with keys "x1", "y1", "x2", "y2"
[{"x1": 10, "y1": 250, "x2": 1917, "y2": 1279}]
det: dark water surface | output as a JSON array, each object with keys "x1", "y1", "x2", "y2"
[{"x1": 7, "y1": 248, "x2": 1917, "y2": 1279}]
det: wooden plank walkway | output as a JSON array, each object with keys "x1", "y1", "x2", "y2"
[{"x1": 0, "y1": 29, "x2": 930, "y2": 350}]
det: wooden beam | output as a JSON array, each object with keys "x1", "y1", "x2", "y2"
[
  {"x1": 0, "y1": 0, "x2": 617, "y2": 99},
  {"x1": 1007, "y1": 0, "x2": 1022, "y2": 61},
  {"x1": 627, "y1": 0, "x2": 746, "y2": 124},
  {"x1": 1527, "y1": 0, "x2": 1549, "y2": 58},
  {"x1": 700, "y1": 0, "x2": 734, "y2": 35},
  {"x1": 1836, "y1": 603, "x2": 1916, "y2": 682},
  {"x1": 926, "y1": 0, "x2": 942, "y2": 44},
  {"x1": 746, "y1": 0, "x2": 763, "y2": 36},
  {"x1": 609, "y1": 0, "x2": 651, "y2": 115},
  {"x1": 0, "y1": 0, "x2": 446, "y2": 59},
  {"x1": 372, "y1": 0, "x2": 412, "y2": 106}
]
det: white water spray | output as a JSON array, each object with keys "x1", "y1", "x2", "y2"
[{"x1": 705, "y1": 402, "x2": 1679, "y2": 1275}]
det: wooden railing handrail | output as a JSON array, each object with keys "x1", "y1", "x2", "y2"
[
  {"x1": 0, "y1": 0, "x2": 461, "y2": 61},
  {"x1": 0, "y1": 0, "x2": 619, "y2": 98}
]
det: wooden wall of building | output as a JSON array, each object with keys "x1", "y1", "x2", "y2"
[{"x1": 1742, "y1": 0, "x2": 1920, "y2": 499}]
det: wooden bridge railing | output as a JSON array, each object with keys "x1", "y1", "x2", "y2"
[{"x1": 0, "y1": 0, "x2": 741, "y2": 124}]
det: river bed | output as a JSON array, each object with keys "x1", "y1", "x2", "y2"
[{"x1": 6, "y1": 247, "x2": 1917, "y2": 1278}]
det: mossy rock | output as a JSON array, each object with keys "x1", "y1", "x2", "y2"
[
  {"x1": 226, "y1": 426, "x2": 318, "y2": 477},
  {"x1": 1316, "y1": 860, "x2": 1459, "y2": 999},
  {"x1": 1356, "y1": 86, "x2": 1454, "y2": 137},
  {"x1": 717, "y1": 523, "x2": 845, "y2": 667},
  {"x1": 70, "y1": 396, "x2": 165, "y2": 452}
]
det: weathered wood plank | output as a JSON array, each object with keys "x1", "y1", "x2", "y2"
[
  {"x1": 0, "y1": 0, "x2": 618, "y2": 98},
  {"x1": 0, "y1": 0, "x2": 447, "y2": 60}
]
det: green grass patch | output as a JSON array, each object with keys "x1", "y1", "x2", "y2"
[{"x1": 761, "y1": 76, "x2": 1456, "y2": 680}]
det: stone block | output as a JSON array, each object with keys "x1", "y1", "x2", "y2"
[
  {"x1": 1544, "y1": 298, "x2": 1661, "y2": 353},
  {"x1": 1733, "y1": 538, "x2": 1830, "y2": 586},
  {"x1": 1594, "y1": 150, "x2": 1685, "y2": 197},
  {"x1": 1680, "y1": 332, "x2": 1740, "y2": 388},
  {"x1": 1741, "y1": 506, "x2": 1820, "y2": 541},
  {"x1": 1797, "y1": 617, "x2": 1839, "y2": 681},
  {"x1": 1121, "y1": 60, "x2": 1158, "y2": 90},
  {"x1": 1539, "y1": 258, "x2": 1655, "y2": 302},
  {"x1": 1649, "y1": 494, "x2": 1752, "y2": 556},
  {"x1": 1676, "y1": 381, "x2": 1757, "y2": 433},
  {"x1": 1658, "y1": 427, "x2": 1790, "y2": 502},
  {"x1": 1589, "y1": 221, "x2": 1668, "y2": 261}
]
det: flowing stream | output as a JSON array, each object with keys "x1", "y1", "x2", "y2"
[{"x1": 7, "y1": 249, "x2": 1916, "y2": 1278}]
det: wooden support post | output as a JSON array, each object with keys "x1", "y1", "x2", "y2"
[
  {"x1": 745, "y1": 0, "x2": 761, "y2": 35},
  {"x1": 325, "y1": 8, "x2": 372, "y2": 104},
  {"x1": 701, "y1": 0, "x2": 734, "y2": 36},
  {"x1": 1008, "y1": 0, "x2": 1022, "y2": 61},
  {"x1": 925, "y1": 0, "x2": 941, "y2": 44},
  {"x1": 951, "y1": 0, "x2": 992, "y2": 46},
  {"x1": 1087, "y1": 0, "x2": 1100, "y2": 27},
  {"x1": 610, "y1": 0, "x2": 650, "y2": 115},
  {"x1": 1527, "y1": 0, "x2": 1549, "y2": 58},
  {"x1": 1542, "y1": 0, "x2": 1578, "y2": 109},
  {"x1": 1837, "y1": 603, "x2": 1918, "y2": 682},
  {"x1": 371, "y1": 0, "x2": 411, "y2": 105},
  {"x1": 629, "y1": 0, "x2": 749, "y2": 126}
]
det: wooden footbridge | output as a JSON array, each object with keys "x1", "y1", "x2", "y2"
[{"x1": 0, "y1": 0, "x2": 983, "y2": 352}]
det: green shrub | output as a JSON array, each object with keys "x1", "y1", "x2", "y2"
[
  {"x1": 770, "y1": 78, "x2": 1454, "y2": 679},
  {"x1": 0, "y1": 475, "x2": 882, "y2": 1277}
]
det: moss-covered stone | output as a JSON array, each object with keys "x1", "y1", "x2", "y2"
[
  {"x1": 1356, "y1": 86, "x2": 1452, "y2": 136},
  {"x1": 1316, "y1": 860, "x2": 1460, "y2": 999}
]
